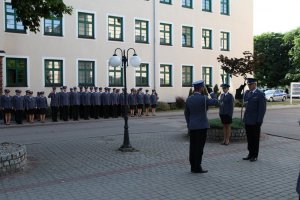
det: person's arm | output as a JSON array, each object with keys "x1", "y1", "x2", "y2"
[{"x1": 257, "y1": 92, "x2": 266, "y2": 125}]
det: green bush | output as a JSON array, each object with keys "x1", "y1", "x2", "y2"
[
  {"x1": 235, "y1": 100, "x2": 243, "y2": 107},
  {"x1": 175, "y1": 96, "x2": 185, "y2": 109},
  {"x1": 209, "y1": 118, "x2": 244, "y2": 129},
  {"x1": 156, "y1": 101, "x2": 170, "y2": 111},
  {"x1": 169, "y1": 103, "x2": 177, "y2": 110}
]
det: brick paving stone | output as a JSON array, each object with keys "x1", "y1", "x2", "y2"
[{"x1": 0, "y1": 113, "x2": 299, "y2": 200}]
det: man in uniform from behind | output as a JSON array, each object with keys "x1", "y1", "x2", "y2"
[
  {"x1": 48, "y1": 87, "x2": 59, "y2": 122},
  {"x1": 242, "y1": 78, "x2": 266, "y2": 162},
  {"x1": 185, "y1": 80, "x2": 218, "y2": 173},
  {"x1": 13, "y1": 90, "x2": 24, "y2": 124}
]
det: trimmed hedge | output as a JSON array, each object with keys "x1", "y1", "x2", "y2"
[{"x1": 209, "y1": 118, "x2": 244, "y2": 129}]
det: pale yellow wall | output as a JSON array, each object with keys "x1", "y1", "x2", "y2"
[{"x1": 0, "y1": 0, "x2": 253, "y2": 102}]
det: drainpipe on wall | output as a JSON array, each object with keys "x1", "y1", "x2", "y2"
[
  {"x1": 0, "y1": 50, "x2": 5, "y2": 95},
  {"x1": 152, "y1": 0, "x2": 156, "y2": 90}
]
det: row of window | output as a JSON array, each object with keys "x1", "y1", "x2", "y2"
[
  {"x1": 162, "y1": 0, "x2": 230, "y2": 15},
  {"x1": 5, "y1": 58, "x2": 230, "y2": 88},
  {"x1": 4, "y1": 3, "x2": 230, "y2": 51}
]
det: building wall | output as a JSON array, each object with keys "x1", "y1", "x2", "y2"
[{"x1": 0, "y1": 0, "x2": 253, "y2": 102}]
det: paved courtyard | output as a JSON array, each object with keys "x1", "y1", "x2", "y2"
[{"x1": 0, "y1": 107, "x2": 300, "y2": 200}]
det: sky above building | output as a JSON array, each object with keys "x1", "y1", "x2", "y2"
[{"x1": 254, "y1": 0, "x2": 300, "y2": 35}]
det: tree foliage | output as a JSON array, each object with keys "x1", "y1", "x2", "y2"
[
  {"x1": 11, "y1": 0, "x2": 73, "y2": 33},
  {"x1": 254, "y1": 33, "x2": 290, "y2": 87},
  {"x1": 217, "y1": 51, "x2": 255, "y2": 80}
]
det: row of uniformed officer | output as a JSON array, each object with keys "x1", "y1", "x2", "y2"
[{"x1": 0, "y1": 89, "x2": 48, "y2": 125}]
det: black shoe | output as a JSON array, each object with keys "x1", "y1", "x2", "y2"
[
  {"x1": 191, "y1": 167, "x2": 208, "y2": 173},
  {"x1": 243, "y1": 155, "x2": 251, "y2": 160},
  {"x1": 250, "y1": 157, "x2": 257, "y2": 162}
]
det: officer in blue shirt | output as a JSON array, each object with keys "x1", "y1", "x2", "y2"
[
  {"x1": 48, "y1": 87, "x2": 59, "y2": 122},
  {"x1": 185, "y1": 80, "x2": 218, "y2": 173},
  {"x1": 60, "y1": 86, "x2": 70, "y2": 121},
  {"x1": 144, "y1": 89, "x2": 151, "y2": 116},
  {"x1": 219, "y1": 83, "x2": 234, "y2": 145},
  {"x1": 98, "y1": 87, "x2": 103, "y2": 118},
  {"x1": 242, "y1": 78, "x2": 266, "y2": 162},
  {"x1": 150, "y1": 89, "x2": 158, "y2": 116},
  {"x1": 37, "y1": 91, "x2": 48, "y2": 123},
  {"x1": 102, "y1": 87, "x2": 110, "y2": 119},
  {"x1": 13, "y1": 90, "x2": 24, "y2": 124},
  {"x1": 58, "y1": 86, "x2": 64, "y2": 120}
]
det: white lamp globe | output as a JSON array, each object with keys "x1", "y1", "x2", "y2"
[
  {"x1": 109, "y1": 54, "x2": 122, "y2": 67},
  {"x1": 129, "y1": 54, "x2": 141, "y2": 67}
]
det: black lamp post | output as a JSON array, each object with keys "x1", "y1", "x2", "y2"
[{"x1": 109, "y1": 48, "x2": 141, "y2": 152}]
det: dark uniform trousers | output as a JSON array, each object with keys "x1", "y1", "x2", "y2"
[
  {"x1": 62, "y1": 106, "x2": 69, "y2": 121},
  {"x1": 72, "y1": 105, "x2": 79, "y2": 120},
  {"x1": 15, "y1": 110, "x2": 23, "y2": 124},
  {"x1": 189, "y1": 129, "x2": 207, "y2": 171},
  {"x1": 245, "y1": 124, "x2": 261, "y2": 158},
  {"x1": 90, "y1": 105, "x2": 95, "y2": 118},
  {"x1": 94, "y1": 106, "x2": 99, "y2": 119},
  {"x1": 51, "y1": 106, "x2": 58, "y2": 122},
  {"x1": 83, "y1": 106, "x2": 90, "y2": 120},
  {"x1": 99, "y1": 105, "x2": 103, "y2": 118},
  {"x1": 59, "y1": 106, "x2": 63, "y2": 120},
  {"x1": 79, "y1": 104, "x2": 84, "y2": 119},
  {"x1": 112, "y1": 105, "x2": 118, "y2": 118},
  {"x1": 69, "y1": 106, "x2": 73, "y2": 119},
  {"x1": 103, "y1": 105, "x2": 110, "y2": 119}
]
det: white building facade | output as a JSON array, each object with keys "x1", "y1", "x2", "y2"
[{"x1": 0, "y1": 0, "x2": 253, "y2": 102}]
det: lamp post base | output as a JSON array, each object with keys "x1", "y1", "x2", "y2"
[{"x1": 118, "y1": 145, "x2": 138, "y2": 152}]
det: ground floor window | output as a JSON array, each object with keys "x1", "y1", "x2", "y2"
[
  {"x1": 6, "y1": 58, "x2": 27, "y2": 87},
  {"x1": 109, "y1": 66, "x2": 123, "y2": 86},
  {"x1": 160, "y1": 64, "x2": 172, "y2": 87},
  {"x1": 78, "y1": 61, "x2": 95, "y2": 86},
  {"x1": 45, "y1": 59, "x2": 63, "y2": 87}
]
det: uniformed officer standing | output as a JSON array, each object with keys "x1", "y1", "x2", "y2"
[
  {"x1": 184, "y1": 80, "x2": 219, "y2": 173},
  {"x1": 72, "y1": 87, "x2": 81, "y2": 121},
  {"x1": 89, "y1": 87, "x2": 95, "y2": 118},
  {"x1": 98, "y1": 87, "x2": 103, "y2": 118},
  {"x1": 91, "y1": 87, "x2": 100, "y2": 119},
  {"x1": 144, "y1": 89, "x2": 151, "y2": 116},
  {"x1": 118, "y1": 88, "x2": 125, "y2": 117},
  {"x1": 68, "y1": 88, "x2": 74, "y2": 119},
  {"x1": 60, "y1": 86, "x2": 70, "y2": 121},
  {"x1": 110, "y1": 88, "x2": 118, "y2": 118},
  {"x1": 102, "y1": 87, "x2": 110, "y2": 119},
  {"x1": 37, "y1": 91, "x2": 48, "y2": 123},
  {"x1": 136, "y1": 89, "x2": 144, "y2": 117},
  {"x1": 115, "y1": 89, "x2": 121, "y2": 117},
  {"x1": 82, "y1": 86, "x2": 91, "y2": 120},
  {"x1": 128, "y1": 88, "x2": 137, "y2": 117},
  {"x1": 79, "y1": 86, "x2": 84, "y2": 119},
  {"x1": 13, "y1": 90, "x2": 24, "y2": 124},
  {"x1": 25, "y1": 91, "x2": 37, "y2": 123},
  {"x1": 48, "y1": 87, "x2": 60, "y2": 122},
  {"x1": 58, "y1": 86, "x2": 64, "y2": 120},
  {"x1": 242, "y1": 78, "x2": 266, "y2": 162},
  {"x1": 150, "y1": 89, "x2": 158, "y2": 116},
  {"x1": 219, "y1": 83, "x2": 234, "y2": 145},
  {"x1": 1, "y1": 89, "x2": 13, "y2": 125}
]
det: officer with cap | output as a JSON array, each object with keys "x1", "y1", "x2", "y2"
[
  {"x1": 98, "y1": 87, "x2": 103, "y2": 118},
  {"x1": 58, "y1": 86, "x2": 64, "y2": 120},
  {"x1": 13, "y1": 89, "x2": 24, "y2": 124},
  {"x1": 72, "y1": 87, "x2": 80, "y2": 121},
  {"x1": 82, "y1": 86, "x2": 91, "y2": 120},
  {"x1": 185, "y1": 80, "x2": 219, "y2": 173},
  {"x1": 89, "y1": 86, "x2": 95, "y2": 118},
  {"x1": 219, "y1": 83, "x2": 234, "y2": 145},
  {"x1": 128, "y1": 88, "x2": 137, "y2": 117},
  {"x1": 91, "y1": 87, "x2": 100, "y2": 119},
  {"x1": 68, "y1": 87, "x2": 74, "y2": 119},
  {"x1": 115, "y1": 89, "x2": 121, "y2": 117},
  {"x1": 1, "y1": 89, "x2": 13, "y2": 125},
  {"x1": 144, "y1": 89, "x2": 151, "y2": 116},
  {"x1": 118, "y1": 88, "x2": 126, "y2": 117},
  {"x1": 242, "y1": 78, "x2": 266, "y2": 162},
  {"x1": 102, "y1": 87, "x2": 110, "y2": 119},
  {"x1": 136, "y1": 88, "x2": 144, "y2": 117},
  {"x1": 150, "y1": 89, "x2": 158, "y2": 116},
  {"x1": 79, "y1": 86, "x2": 84, "y2": 119},
  {"x1": 48, "y1": 87, "x2": 60, "y2": 122},
  {"x1": 37, "y1": 91, "x2": 48, "y2": 123},
  {"x1": 24, "y1": 91, "x2": 37, "y2": 123},
  {"x1": 110, "y1": 88, "x2": 118, "y2": 118},
  {"x1": 24, "y1": 90, "x2": 30, "y2": 122},
  {"x1": 60, "y1": 86, "x2": 70, "y2": 121}
]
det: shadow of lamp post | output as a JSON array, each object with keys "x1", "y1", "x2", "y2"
[{"x1": 109, "y1": 48, "x2": 141, "y2": 152}]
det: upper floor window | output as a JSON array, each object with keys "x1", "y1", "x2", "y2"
[
  {"x1": 135, "y1": 20, "x2": 149, "y2": 43},
  {"x1": 182, "y1": 26, "x2": 193, "y2": 47},
  {"x1": 202, "y1": 67, "x2": 212, "y2": 87},
  {"x1": 220, "y1": 32, "x2": 230, "y2": 51},
  {"x1": 202, "y1": 0, "x2": 212, "y2": 12},
  {"x1": 6, "y1": 58, "x2": 27, "y2": 87},
  {"x1": 221, "y1": 0, "x2": 230, "y2": 15},
  {"x1": 108, "y1": 16, "x2": 123, "y2": 41},
  {"x1": 202, "y1": 29, "x2": 212, "y2": 49},
  {"x1": 44, "y1": 17, "x2": 63, "y2": 36},
  {"x1": 160, "y1": 0, "x2": 172, "y2": 4},
  {"x1": 160, "y1": 23, "x2": 172, "y2": 45},
  {"x1": 182, "y1": 0, "x2": 193, "y2": 8},
  {"x1": 5, "y1": 3, "x2": 25, "y2": 33},
  {"x1": 78, "y1": 12, "x2": 94, "y2": 39}
]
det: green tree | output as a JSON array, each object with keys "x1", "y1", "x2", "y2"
[
  {"x1": 11, "y1": 0, "x2": 73, "y2": 33},
  {"x1": 254, "y1": 33, "x2": 290, "y2": 87}
]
